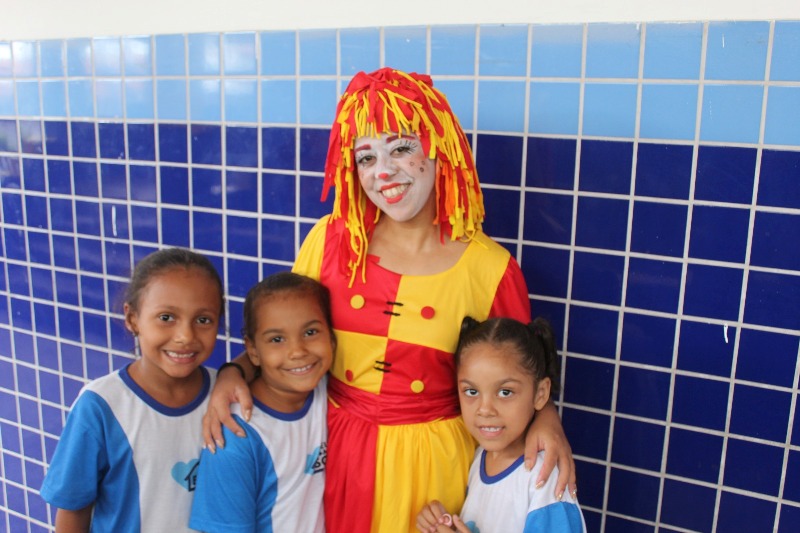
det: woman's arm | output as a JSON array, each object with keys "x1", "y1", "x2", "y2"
[
  {"x1": 202, "y1": 352, "x2": 256, "y2": 451},
  {"x1": 524, "y1": 401, "x2": 577, "y2": 500},
  {"x1": 54, "y1": 505, "x2": 92, "y2": 533}
]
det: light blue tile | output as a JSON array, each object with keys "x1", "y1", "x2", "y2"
[
  {"x1": 529, "y1": 81, "x2": 580, "y2": 135},
  {"x1": 224, "y1": 32, "x2": 257, "y2": 75},
  {"x1": 123, "y1": 36, "x2": 152, "y2": 76},
  {"x1": 12, "y1": 41, "x2": 37, "y2": 77},
  {"x1": 431, "y1": 26, "x2": 476, "y2": 75},
  {"x1": 299, "y1": 79, "x2": 337, "y2": 125},
  {"x1": 67, "y1": 38, "x2": 92, "y2": 77},
  {"x1": 530, "y1": 24, "x2": 583, "y2": 78},
  {"x1": 340, "y1": 28, "x2": 380, "y2": 76},
  {"x1": 224, "y1": 79, "x2": 257, "y2": 122},
  {"x1": 0, "y1": 42, "x2": 11, "y2": 77},
  {"x1": 385, "y1": 26, "x2": 427, "y2": 74},
  {"x1": 0, "y1": 80, "x2": 15, "y2": 114},
  {"x1": 93, "y1": 37, "x2": 121, "y2": 76},
  {"x1": 299, "y1": 30, "x2": 337, "y2": 75},
  {"x1": 764, "y1": 86, "x2": 800, "y2": 146},
  {"x1": 190, "y1": 79, "x2": 221, "y2": 121},
  {"x1": 640, "y1": 84, "x2": 698, "y2": 140},
  {"x1": 771, "y1": 21, "x2": 800, "y2": 82},
  {"x1": 705, "y1": 21, "x2": 769, "y2": 81},
  {"x1": 157, "y1": 79, "x2": 186, "y2": 120},
  {"x1": 583, "y1": 83, "x2": 638, "y2": 138},
  {"x1": 477, "y1": 80, "x2": 526, "y2": 132},
  {"x1": 643, "y1": 22, "x2": 703, "y2": 80},
  {"x1": 39, "y1": 40, "x2": 65, "y2": 77},
  {"x1": 155, "y1": 34, "x2": 185, "y2": 76},
  {"x1": 586, "y1": 23, "x2": 641, "y2": 79},
  {"x1": 188, "y1": 33, "x2": 220, "y2": 76},
  {"x1": 125, "y1": 79, "x2": 154, "y2": 119},
  {"x1": 479, "y1": 24, "x2": 528, "y2": 77},
  {"x1": 262, "y1": 79, "x2": 296, "y2": 123},
  {"x1": 42, "y1": 80, "x2": 67, "y2": 117},
  {"x1": 434, "y1": 80, "x2": 474, "y2": 132},
  {"x1": 95, "y1": 79, "x2": 123, "y2": 119},
  {"x1": 16, "y1": 80, "x2": 40, "y2": 116},
  {"x1": 700, "y1": 84, "x2": 763, "y2": 144},
  {"x1": 261, "y1": 31, "x2": 295, "y2": 75},
  {"x1": 68, "y1": 79, "x2": 94, "y2": 117}
]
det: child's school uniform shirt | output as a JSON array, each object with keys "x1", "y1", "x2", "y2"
[
  {"x1": 39, "y1": 364, "x2": 215, "y2": 532},
  {"x1": 460, "y1": 448, "x2": 586, "y2": 533},
  {"x1": 189, "y1": 377, "x2": 327, "y2": 533}
]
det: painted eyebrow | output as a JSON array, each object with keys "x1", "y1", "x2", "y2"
[
  {"x1": 385, "y1": 134, "x2": 416, "y2": 143},
  {"x1": 354, "y1": 143, "x2": 372, "y2": 153}
]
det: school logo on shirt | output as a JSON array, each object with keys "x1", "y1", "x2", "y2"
[
  {"x1": 171, "y1": 459, "x2": 200, "y2": 491},
  {"x1": 305, "y1": 442, "x2": 327, "y2": 475}
]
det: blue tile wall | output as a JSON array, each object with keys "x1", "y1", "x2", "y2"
[{"x1": 1, "y1": 21, "x2": 799, "y2": 532}]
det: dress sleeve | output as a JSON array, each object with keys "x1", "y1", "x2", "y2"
[
  {"x1": 488, "y1": 255, "x2": 532, "y2": 323},
  {"x1": 292, "y1": 215, "x2": 331, "y2": 281}
]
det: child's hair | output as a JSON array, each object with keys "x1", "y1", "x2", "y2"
[
  {"x1": 124, "y1": 247, "x2": 224, "y2": 315},
  {"x1": 242, "y1": 272, "x2": 334, "y2": 342},
  {"x1": 456, "y1": 316, "x2": 561, "y2": 396}
]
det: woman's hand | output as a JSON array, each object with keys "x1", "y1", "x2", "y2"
[
  {"x1": 524, "y1": 401, "x2": 577, "y2": 500},
  {"x1": 202, "y1": 357, "x2": 254, "y2": 452}
]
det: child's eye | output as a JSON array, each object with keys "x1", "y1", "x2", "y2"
[
  {"x1": 196, "y1": 316, "x2": 215, "y2": 325},
  {"x1": 304, "y1": 328, "x2": 319, "y2": 337},
  {"x1": 498, "y1": 389, "x2": 514, "y2": 398},
  {"x1": 157, "y1": 313, "x2": 174, "y2": 322},
  {"x1": 268, "y1": 336, "x2": 284, "y2": 343},
  {"x1": 462, "y1": 388, "x2": 478, "y2": 397}
]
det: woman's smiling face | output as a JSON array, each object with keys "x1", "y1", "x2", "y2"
[{"x1": 354, "y1": 132, "x2": 436, "y2": 223}]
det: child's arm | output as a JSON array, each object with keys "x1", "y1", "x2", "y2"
[
  {"x1": 54, "y1": 505, "x2": 92, "y2": 533},
  {"x1": 202, "y1": 353, "x2": 257, "y2": 451},
  {"x1": 523, "y1": 401, "x2": 576, "y2": 500}
]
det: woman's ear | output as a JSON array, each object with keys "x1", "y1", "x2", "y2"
[
  {"x1": 244, "y1": 337, "x2": 261, "y2": 368},
  {"x1": 123, "y1": 303, "x2": 138, "y2": 336},
  {"x1": 533, "y1": 377, "x2": 551, "y2": 411}
]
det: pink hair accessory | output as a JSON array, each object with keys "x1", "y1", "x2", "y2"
[{"x1": 441, "y1": 513, "x2": 453, "y2": 527}]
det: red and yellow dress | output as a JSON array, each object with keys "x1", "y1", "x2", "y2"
[{"x1": 293, "y1": 216, "x2": 531, "y2": 533}]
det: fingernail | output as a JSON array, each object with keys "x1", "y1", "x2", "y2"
[
  {"x1": 557, "y1": 491, "x2": 564, "y2": 501},
  {"x1": 236, "y1": 430, "x2": 245, "y2": 438},
  {"x1": 208, "y1": 444, "x2": 216, "y2": 454},
  {"x1": 535, "y1": 479, "x2": 545, "y2": 489},
  {"x1": 525, "y1": 460, "x2": 534, "y2": 471},
  {"x1": 215, "y1": 439, "x2": 224, "y2": 450},
  {"x1": 244, "y1": 409, "x2": 252, "y2": 421},
  {"x1": 571, "y1": 488, "x2": 578, "y2": 498}
]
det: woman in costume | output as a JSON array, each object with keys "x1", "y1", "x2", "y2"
[{"x1": 204, "y1": 68, "x2": 575, "y2": 533}]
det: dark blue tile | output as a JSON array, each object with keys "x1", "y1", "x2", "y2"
[
  {"x1": 24, "y1": 195, "x2": 49, "y2": 228},
  {"x1": 2, "y1": 192, "x2": 24, "y2": 224},
  {"x1": 779, "y1": 504, "x2": 800, "y2": 533},
  {"x1": 724, "y1": 438, "x2": 784, "y2": 496},
  {"x1": 751, "y1": 212, "x2": 800, "y2": 270},
  {"x1": 482, "y1": 188, "x2": 521, "y2": 240},
  {"x1": 689, "y1": 205, "x2": 750, "y2": 263},
  {"x1": 226, "y1": 126, "x2": 258, "y2": 168},
  {"x1": 736, "y1": 329, "x2": 798, "y2": 387},
  {"x1": 676, "y1": 320, "x2": 735, "y2": 377},
  {"x1": 55, "y1": 271, "x2": 79, "y2": 306},
  {"x1": 522, "y1": 192, "x2": 573, "y2": 244},
  {"x1": 758, "y1": 149, "x2": 800, "y2": 208},
  {"x1": 568, "y1": 305, "x2": 618, "y2": 359},
  {"x1": 299, "y1": 128, "x2": 329, "y2": 172},
  {"x1": 86, "y1": 347, "x2": 113, "y2": 379},
  {"x1": 11, "y1": 299, "x2": 32, "y2": 331},
  {"x1": 0, "y1": 422, "x2": 20, "y2": 452},
  {"x1": 4, "y1": 454, "x2": 23, "y2": 484},
  {"x1": 62, "y1": 375, "x2": 85, "y2": 405},
  {"x1": 529, "y1": 300, "x2": 565, "y2": 343},
  {"x1": 631, "y1": 201, "x2": 687, "y2": 257},
  {"x1": 226, "y1": 170, "x2": 258, "y2": 212},
  {"x1": 574, "y1": 459, "x2": 607, "y2": 510},
  {"x1": 563, "y1": 356, "x2": 615, "y2": 410},
  {"x1": 7, "y1": 264, "x2": 29, "y2": 295},
  {"x1": 17, "y1": 365, "x2": 38, "y2": 396},
  {"x1": 475, "y1": 134, "x2": 524, "y2": 187},
  {"x1": 130, "y1": 205, "x2": 158, "y2": 243},
  {"x1": 30, "y1": 267, "x2": 53, "y2": 300},
  {"x1": 611, "y1": 418, "x2": 665, "y2": 471},
  {"x1": 606, "y1": 468, "x2": 660, "y2": 522},
  {"x1": 158, "y1": 123, "x2": 188, "y2": 163},
  {"x1": 625, "y1": 257, "x2": 682, "y2": 313},
  {"x1": 75, "y1": 200, "x2": 101, "y2": 236},
  {"x1": 127, "y1": 123, "x2": 155, "y2": 161},
  {"x1": 616, "y1": 367, "x2": 670, "y2": 421},
  {"x1": 47, "y1": 160, "x2": 72, "y2": 195},
  {"x1": 226, "y1": 215, "x2": 258, "y2": 257},
  {"x1": 51, "y1": 235, "x2": 76, "y2": 269},
  {"x1": 129, "y1": 165, "x2": 157, "y2": 202},
  {"x1": 193, "y1": 211, "x2": 223, "y2": 252},
  {"x1": 160, "y1": 208, "x2": 190, "y2": 246},
  {"x1": 785, "y1": 451, "x2": 800, "y2": 503},
  {"x1": 44, "y1": 121, "x2": 69, "y2": 156},
  {"x1": 579, "y1": 140, "x2": 633, "y2": 194},
  {"x1": 28, "y1": 231, "x2": 51, "y2": 265},
  {"x1": 36, "y1": 339, "x2": 58, "y2": 373},
  {"x1": 100, "y1": 162, "x2": 127, "y2": 200},
  {"x1": 262, "y1": 172, "x2": 296, "y2": 217},
  {"x1": 83, "y1": 311, "x2": 108, "y2": 347},
  {"x1": 18, "y1": 396, "x2": 40, "y2": 427},
  {"x1": 666, "y1": 428, "x2": 723, "y2": 483},
  {"x1": 22, "y1": 158, "x2": 45, "y2": 192},
  {"x1": 225, "y1": 258, "x2": 259, "y2": 299},
  {"x1": 70, "y1": 121, "x2": 96, "y2": 158},
  {"x1": 683, "y1": 264, "x2": 743, "y2": 321},
  {"x1": 621, "y1": 313, "x2": 675, "y2": 367},
  {"x1": 526, "y1": 137, "x2": 576, "y2": 190},
  {"x1": 34, "y1": 303, "x2": 56, "y2": 337},
  {"x1": 262, "y1": 127, "x2": 296, "y2": 170},
  {"x1": 22, "y1": 430, "x2": 43, "y2": 462},
  {"x1": 570, "y1": 251, "x2": 624, "y2": 305},
  {"x1": 730, "y1": 385, "x2": 791, "y2": 443},
  {"x1": 58, "y1": 308, "x2": 82, "y2": 343},
  {"x1": 745, "y1": 271, "x2": 800, "y2": 330},
  {"x1": 160, "y1": 165, "x2": 188, "y2": 205},
  {"x1": 72, "y1": 161, "x2": 98, "y2": 197},
  {"x1": 660, "y1": 479, "x2": 716, "y2": 532},
  {"x1": 672, "y1": 375, "x2": 729, "y2": 431},
  {"x1": 19, "y1": 121, "x2": 43, "y2": 155},
  {"x1": 191, "y1": 124, "x2": 222, "y2": 165},
  {"x1": 228, "y1": 301, "x2": 244, "y2": 343},
  {"x1": 0, "y1": 390, "x2": 18, "y2": 421},
  {"x1": 261, "y1": 219, "x2": 295, "y2": 262},
  {"x1": 561, "y1": 407, "x2": 610, "y2": 460},
  {"x1": 192, "y1": 168, "x2": 222, "y2": 209},
  {"x1": 104, "y1": 240, "x2": 130, "y2": 278},
  {"x1": 80, "y1": 274, "x2": 105, "y2": 311},
  {"x1": 298, "y1": 174, "x2": 333, "y2": 220},
  {"x1": 695, "y1": 145, "x2": 757, "y2": 204},
  {"x1": 520, "y1": 245, "x2": 570, "y2": 299},
  {"x1": 0, "y1": 120, "x2": 19, "y2": 152},
  {"x1": 4, "y1": 228, "x2": 27, "y2": 261},
  {"x1": 0, "y1": 156, "x2": 21, "y2": 188},
  {"x1": 98, "y1": 122, "x2": 126, "y2": 159},
  {"x1": 575, "y1": 197, "x2": 628, "y2": 250}
]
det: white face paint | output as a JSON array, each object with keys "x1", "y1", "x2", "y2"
[{"x1": 354, "y1": 132, "x2": 436, "y2": 223}]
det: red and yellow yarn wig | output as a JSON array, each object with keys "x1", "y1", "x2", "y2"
[{"x1": 321, "y1": 67, "x2": 485, "y2": 284}]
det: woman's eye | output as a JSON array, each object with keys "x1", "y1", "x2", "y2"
[{"x1": 356, "y1": 154, "x2": 374, "y2": 166}]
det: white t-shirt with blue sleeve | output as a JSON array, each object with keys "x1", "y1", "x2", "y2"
[
  {"x1": 459, "y1": 448, "x2": 586, "y2": 533},
  {"x1": 190, "y1": 377, "x2": 327, "y2": 533},
  {"x1": 39, "y1": 364, "x2": 215, "y2": 532}
]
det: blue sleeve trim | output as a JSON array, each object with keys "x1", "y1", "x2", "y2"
[{"x1": 524, "y1": 502, "x2": 585, "y2": 533}]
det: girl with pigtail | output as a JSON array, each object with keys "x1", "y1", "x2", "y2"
[{"x1": 417, "y1": 317, "x2": 586, "y2": 533}]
